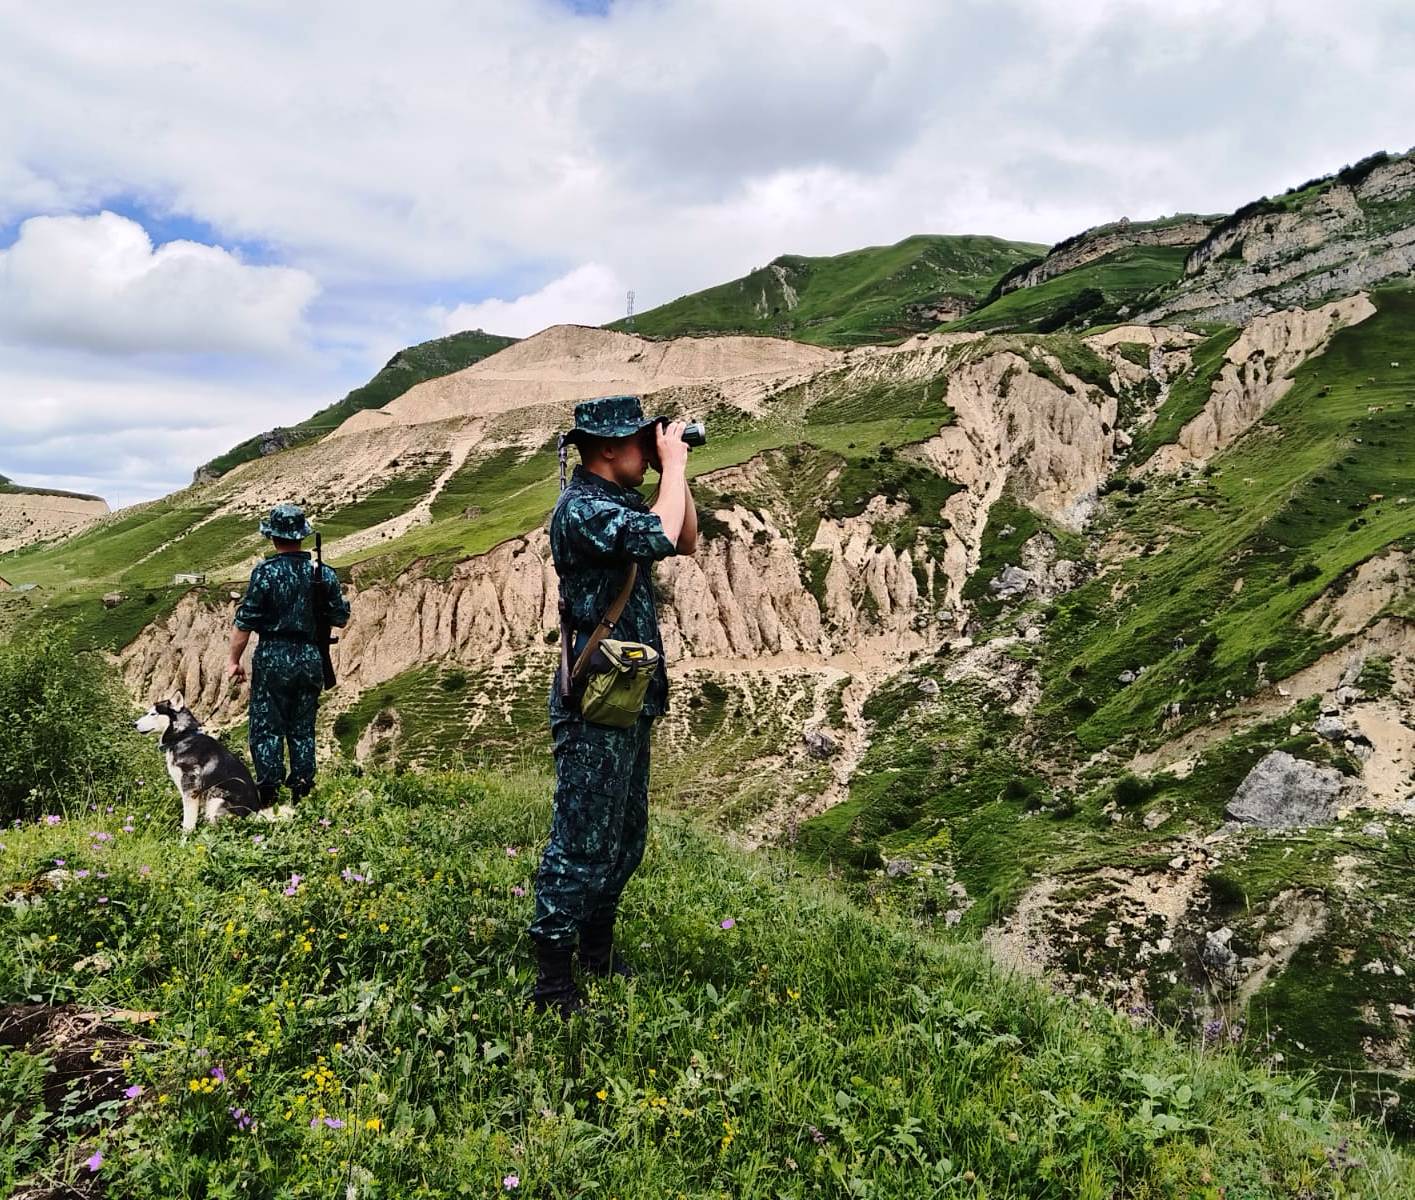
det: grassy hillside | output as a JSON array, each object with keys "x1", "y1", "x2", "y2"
[
  {"x1": 2, "y1": 768, "x2": 1408, "y2": 1198},
  {"x1": 803, "y1": 284, "x2": 1415, "y2": 1127},
  {"x1": 946, "y1": 244, "x2": 1191, "y2": 333},
  {"x1": 607, "y1": 235, "x2": 1045, "y2": 346},
  {"x1": 198, "y1": 329, "x2": 518, "y2": 479}
]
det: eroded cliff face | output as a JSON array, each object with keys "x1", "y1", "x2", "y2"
[
  {"x1": 1137, "y1": 154, "x2": 1415, "y2": 325},
  {"x1": 1142, "y1": 295, "x2": 1376, "y2": 473},
  {"x1": 120, "y1": 340, "x2": 1136, "y2": 725}
]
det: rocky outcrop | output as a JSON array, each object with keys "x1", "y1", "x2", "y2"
[
  {"x1": 1137, "y1": 152, "x2": 1415, "y2": 325},
  {"x1": 1142, "y1": 295, "x2": 1376, "y2": 473},
  {"x1": 1000, "y1": 217, "x2": 1217, "y2": 295},
  {"x1": 1226, "y1": 750, "x2": 1361, "y2": 828}
]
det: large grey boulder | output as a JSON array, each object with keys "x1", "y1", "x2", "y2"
[
  {"x1": 988, "y1": 565, "x2": 1033, "y2": 600},
  {"x1": 1226, "y1": 750, "x2": 1359, "y2": 828}
]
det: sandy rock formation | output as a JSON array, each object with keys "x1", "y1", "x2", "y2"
[
  {"x1": 912, "y1": 349, "x2": 1118, "y2": 609},
  {"x1": 0, "y1": 491, "x2": 110, "y2": 555},
  {"x1": 335, "y1": 325, "x2": 840, "y2": 434},
  {"x1": 1143, "y1": 295, "x2": 1376, "y2": 473}
]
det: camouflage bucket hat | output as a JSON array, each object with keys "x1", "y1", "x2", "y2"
[
  {"x1": 563, "y1": 395, "x2": 659, "y2": 445},
  {"x1": 259, "y1": 503, "x2": 315, "y2": 541}
]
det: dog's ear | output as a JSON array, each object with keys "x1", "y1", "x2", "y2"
[{"x1": 170, "y1": 691, "x2": 186, "y2": 711}]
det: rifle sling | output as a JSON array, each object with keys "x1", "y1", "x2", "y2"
[{"x1": 569, "y1": 564, "x2": 638, "y2": 685}]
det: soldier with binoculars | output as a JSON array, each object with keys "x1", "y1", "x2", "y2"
[{"x1": 528, "y1": 395, "x2": 702, "y2": 1016}]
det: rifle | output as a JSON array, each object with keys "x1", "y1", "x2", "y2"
[{"x1": 312, "y1": 533, "x2": 338, "y2": 691}]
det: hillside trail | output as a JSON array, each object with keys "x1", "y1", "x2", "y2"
[{"x1": 325, "y1": 430, "x2": 484, "y2": 559}]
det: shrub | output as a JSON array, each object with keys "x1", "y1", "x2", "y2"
[
  {"x1": 1287, "y1": 562, "x2": 1321, "y2": 585},
  {"x1": 1112, "y1": 773, "x2": 1155, "y2": 808},
  {"x1": 440, "y1": 669, "x2": 468, "y2": 693},
  {"x1": 0, "y1": 625, "x2": 150, "y2": 821}
]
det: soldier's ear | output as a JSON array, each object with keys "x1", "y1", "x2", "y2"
[{"x1": 170, "y1": 691, "x2": 186, "y2": 711}]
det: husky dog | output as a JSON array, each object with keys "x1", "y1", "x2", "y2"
[{"x1": 134, "y1": 693, "x2": 265, "y2": 832}]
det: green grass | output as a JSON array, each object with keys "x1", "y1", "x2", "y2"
[
  {"x1": 318, "y1": 453, "x2": 451, "y2": 542},
  {"x1": 609, "y1": 235, "x2": 1045, "y2": 347},
  {"x1": 1036, "y1": 284, "x2": 1415, "y2": 756},
  {"x1": 948, "y1": 245, "x2": 1190, "y2": 333},
  {"x1": 1, "y1": 769, "x2": 1408, "y2": 1198},
  {"x1": 198, "y1": 330, "x2": 518, "y2": 478},
  {"x1": 0, "y1": 495, "x2": 222, "y2": 592}
]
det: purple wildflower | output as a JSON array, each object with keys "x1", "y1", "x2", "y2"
[
  {"x1": 511, "y1": 885, "x2": 526, "y2": 898},
  {"x1": 75, "y1": 869, "x2": 90, "y2": 879},
  {"x1": 1202, "y1": 1018, "x2": 1225, "y2": 1045},
  {"x1": 319, "y1": 817, "x2": 332, "y2": 827},
  {"x1": 323, "y1": 1116, "x2": 344, "y2": 1129},
  {"x1": 229, "y1": 1106, "x2": 252, "y2": 1131},
  {"x1": 97, "y1": 896, "x2": 109, "y2": 905},
  {"x1": 503, "y1": 1175, "x2": 520, "y2": 1190},
  {"x1": 251, "y1": 835, "x2": 264, "y2": 845},
  {"x1": 720, "y1": 918, "x2": 736, "y2": 930},
  {"x1": 283, "y1": 873, "x2": 303, "y2": 897},
  {"x1": 85, "y1": 1150, "x2": 103, "y2": 1172},
  {"x1": 210, "y1": 1066, "x2": 226, "y2": 1083},
  {"x1": 54, "y1": 858, "x2": 66, "y2": 867},
  {"x1": 44, "y1": 814, "x2": 62, "y2": 826},
  {"x1": 92, "y1": 831, "x2": 113, "y2": 842},
  {"x1": 139, "y1": 864, "x2": 151, "y2": 875},
  {"x1": 505, "y1": 846, "x2": 519, "y2": 858},
  {"x1": 124, "y1": 1084, "x2": 144, "y2": 1100}
]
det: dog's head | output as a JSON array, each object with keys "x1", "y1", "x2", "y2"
[{"x1": 135, "y1": 693, "x2": 200, "y2": 736}]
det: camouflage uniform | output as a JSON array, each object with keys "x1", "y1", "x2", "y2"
[
  {"x1": 530, "y1": 424, "x2": 678, "y2": 955},
  {"x1": 234, "y1": 507, "x2": 350, "y2": 797}
]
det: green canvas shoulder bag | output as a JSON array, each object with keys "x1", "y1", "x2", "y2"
[{"x1": 567, "y1": 564, "x2": 661, "y2": 728}]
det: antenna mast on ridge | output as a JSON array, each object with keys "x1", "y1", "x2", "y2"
[{"x1": 626, "y1": 290, "x2": 635, "y2": 328}]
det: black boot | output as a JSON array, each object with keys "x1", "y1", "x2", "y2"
[
  {"x1": 256, "y1": 782, "x2": 280, "y2": 810},
  {"x1": 531, "y1": 941, "x2": 585, "y2": 1018},
  {"x1": 288, "y1": 778, "x2": 313, "y2": 803},
  {"x1": 580, "y1": 916, "x2": 635, "y2": 980}
]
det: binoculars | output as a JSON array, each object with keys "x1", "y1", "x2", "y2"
[{"x1": 654, "y1": 416, "x2": 707, "y2": 449}]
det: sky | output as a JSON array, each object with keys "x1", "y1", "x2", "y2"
[{"x1": 1, "y1": 0, "x2": 1411, "y2": 507}]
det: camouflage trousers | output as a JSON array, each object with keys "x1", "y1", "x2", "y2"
[
  {"x1": 530, "y1": 708, "x2": 653, "y2": 949},
  {"x1": 249, "y1": 639, "x2": 323, "y2": 793}
]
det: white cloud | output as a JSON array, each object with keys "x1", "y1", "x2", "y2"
[
  {"x1": 1, "y1": 0, "x2": 1412, "y2": 503},
  {"x1": 0, "y1": 212, "x2": 319, "y2": 355},
  {"x1": 0, "y1": 356, "x2": 330, "y2": 507},
  {"x1": 435, "y1": 263, "x2": 627, "y2": 338}
]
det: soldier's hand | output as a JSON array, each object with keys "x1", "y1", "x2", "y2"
[
  {"x1": 655, "y1": 419, "x2": 690, "y2": 475},
  {"x1": 228, "y1": 659, "x2": 247, "y2": 685}
]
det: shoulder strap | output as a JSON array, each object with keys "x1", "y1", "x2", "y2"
[{"x1": 570, "y1": 564, "x2": 637, "y2": 684}]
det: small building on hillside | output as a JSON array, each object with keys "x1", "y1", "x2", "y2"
[{"x1": 173, "y1": 572, "x2": 206, "y2": 585}]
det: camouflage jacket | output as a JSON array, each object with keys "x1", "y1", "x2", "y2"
[
  {"x1": 551, "y1": 465, "x2": 677, "y2": 716},
  {"x1": 235, "y1": 551, "x2": 350, "y2": 640}
]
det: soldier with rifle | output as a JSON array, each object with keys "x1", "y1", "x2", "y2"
[{"x1": 228, "y1": 503, "x2": 350, "y2": 807}]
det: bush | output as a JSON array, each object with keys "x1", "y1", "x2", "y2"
[
  {"x1": 1112, "y1": 773, "x2": 1155, "y2": 808},
  {"x1": 1287, "y1": 562, "x2": 1321, "y2": 585},
  {"x1": 0, "y1": 625, "x2": 150, "y2": 821}
]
